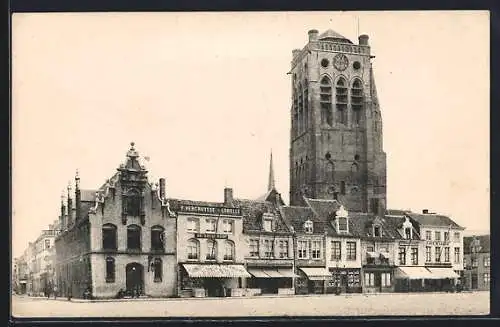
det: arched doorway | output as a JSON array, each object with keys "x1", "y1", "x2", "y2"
[{"x1": 126, "y1": 262, "x2": 144, "y2": 295}]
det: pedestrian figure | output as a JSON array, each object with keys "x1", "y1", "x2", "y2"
[{"x1": 53, "y1": 285, "x2": 58, "y2": 299}]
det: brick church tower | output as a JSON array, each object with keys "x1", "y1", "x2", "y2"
[{"x1": 289, "y1": 29, "x2": 386, "y2": 215}]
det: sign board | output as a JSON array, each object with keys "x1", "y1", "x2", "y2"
[
  {"x1": 179, "y1": 205, "x2": 241, "y2": 216},
  {"x1": 194, "y1": 233, "x2": 229, "y2": 240},
  {"x1": 426, "y1": 240, "x2": 450, "y2": 246}
]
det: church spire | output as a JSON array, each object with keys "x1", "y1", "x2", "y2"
[{"x1": 268, "y1": 149, "x2": 275, "y2": 191}]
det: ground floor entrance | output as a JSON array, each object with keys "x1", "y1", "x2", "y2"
[
  {"x1": 362, "y1": 267, "x2": 394, "y2": 293},
  {"x1": 328, "y1": 268, "x2": 362, "y2": 294},
  {"x1": 125, "y1": 262, "x2": 145, "y2": 295}
]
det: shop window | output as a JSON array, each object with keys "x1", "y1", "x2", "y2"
[
  {"x1": 426, "y1": 231, "x2": 432, "y2": 241},
  {"x1": 398, "y1": 247, "x2": 406, "y2": 265},
  {"x1": 127, "y1": 224, "x2": 141, "y2": 251},
  {"x1": 331, "y1": 241, "x2": 341, "y2": 260},
  {"x1": 102, "y1": 224, "x2": 117, "y2": 250},
  {"x1": 223, "y1": 220, "x2": 234, "y2": 234},
  {"x1": 249, "y1": 239, "x2": 259, "y2": 257},
  {"x1": 224, "y1": 241, "x2": 234, "y2": 261},
  {"x1": 151, "y1": 225, "x2": 164, "y2": 252},
  {"x1": 105, "y1": 257, "x2": 115, "y2": 283},
  {"x1": 435, "y1": 231, "x2": 441, "y2": 241},
  {"x1": 311, "y1": 240, "x2": 321, "y2": 259},
  {"x1": 206, "y1": 240, "x2": 217, "y2": 260},
  {"x1": 426, "y1": 246, "x2": 432, "y2": 263},
  {"x1": 187, "y1": 218, "x2": 199, "y2": 232},
  {"x1": 435, "y1": 247, "x2": 441, "y2": 263},
  {"x1": 411, "y1": 248, "x2": 418, "y2": 265},
  {"x1": 206, "y1": 219, "x2": 217, "y2": 233},
  {"x1": 454, "y1": 247, "x2": 460, "y2": 264},
  {"x1": 279, "y1": 240, "x2": 289, "y2": 258},
  {"x1": 187, "y1": 239, "x2": 199, "y2": 260},
  {"x1": 365, "y1": 272, "x2": 375, "y2": 287},
  {"x1": 153, "y1": 258, "x2": 162, "y2": 282},
  {"x1": 484, "y1": 256, "x2": 490, "y2": 267},
  {"x1": 444, "y1": 247, "x2": 450, "y2": 262},
  {"x1": 346, "y1": 242, "x2": 356, "y2": 260},
  {"x1": 483, "y1": 273, "x2": 490, "y2": 285},
  {"x1": 298, "y1": 240, "x2": 308, "y2": 259},
  {"x1": 381, "y1": 273, "x2": 391, "y2": 287},
  {"x1": 303, "y1": 220, "x2": 313, "y2": 234}
]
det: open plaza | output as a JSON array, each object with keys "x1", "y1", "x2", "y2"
[{"x1": 12, "y1": 291, "x2": 489, "y2": 317}]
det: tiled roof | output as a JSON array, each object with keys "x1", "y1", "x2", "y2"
[
  {"x1": 255, "y1": 188, "x2": 286, "y2": 206},
  {"x1": 385, "y1": 209, "x2": 411, "y2": 216},
  {"x1": 234, "y1": 198, "x2": 290, "y2": 234},
  {"x1": 168, "y1": 198, "x2": 227, "y2": 210},
  {"x1": 304, "y1": 197, "x2": 342, "y2": 220},
  {"x1": 279, "y1": 206, "x2": 319, "y2": 233},
  {"x1": 406, "y1": 212, "x2": 464, "y2": 229},
  {"x1": 463, "y1": 235, "x2": 490, "y2": 254},
  {"x1": 382, "y1": 216, "x2": 421, "y2": 240}
]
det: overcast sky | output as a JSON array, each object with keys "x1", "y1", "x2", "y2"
[{"x1": 12, "y1": 11, "x2": 489, "y2": 258}]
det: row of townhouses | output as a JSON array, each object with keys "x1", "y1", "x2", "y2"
[
  {"x1": 13, "y1": 28, "x2": 490, "y2": 298},
  {"x1": 13, "y1": 143, "x2": 483, "y2": 299}
]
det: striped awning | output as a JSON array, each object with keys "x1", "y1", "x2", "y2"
[
  {"x1": 395, "y1": 266, "x2": 435, "y2": 279},
  {"x1": 248, "y1": 268, "x2": 299, "y2": 278},
  {"x1": 427, "y1": 268, "x2": 460, "y2": 279},
  {"x1": 182, "y1": 264, "x2": 251, "y2": 278},
  {"x1": 300, "y1": 267, "x2": 332, "y2": 280}
]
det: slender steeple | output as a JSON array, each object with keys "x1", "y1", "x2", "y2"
[
  {"x1": 268, "y1": 150, "x2": 275, "y2": 191},
  {"x1": 75, "y1": 169, "x2": 81, "y2": 221}
]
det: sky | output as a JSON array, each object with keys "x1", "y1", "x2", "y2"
[{"x1": 12, "y1": 11, "x2": 490, "y2": 258}]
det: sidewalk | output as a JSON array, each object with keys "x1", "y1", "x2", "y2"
[{"x1": 15, "y1": 290, "x2": 481, "y2": 303}]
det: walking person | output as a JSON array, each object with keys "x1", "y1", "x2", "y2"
[{"x1": 53, "y1": 285, "x2": 58, "y2": 299}]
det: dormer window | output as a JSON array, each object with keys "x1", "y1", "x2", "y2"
[
  {"x1": 402, "y1": 216, "x2": 413, "y2": 240},
  {"x1": 262, "y1": 213, "x2": 274, "y2": 232},
  {"x1": 338, "y1": 217, "x2": 348, "y2": 232},
  {"x1": 373, "y1": 225, "x2": 381, "y2": 237},
  {"x1": 335, "y1": 205, "x2": 349, "y2": 233},
  {"x1": 304, "y1": 220, "x2": 313, "y2": 234},
  {"x1": 405, "y1": 228, "x2": 411, "y2": 239}
]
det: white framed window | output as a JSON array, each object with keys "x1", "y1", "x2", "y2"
[
  {"x1": 206, "y1": 219, "x2": 217, "y2": 233},
  {"x1": 311, "y1": 240, "x2": 321, "y2": 259},
  {"x1": 187, "y1": 239, "x2": 199, "y2": 260},
  {"x1": 364, "y1": 272, "x2": 375, "y2": 287},
  {"x1": 426, "y1": 246, "x2": 432, "y2": 263},
  {"x1": 435, "y1": 247, "x2": 441, "y2": 262},
  {"x1": 484, "y1": 256, "x2": 490, "y2": 267},
  {"x1": 373, "y1": 225, "x2": 381, "y2": 237},
  {"x1": 453, "y1": 232, "x2": 460, "y2": 242},
  {"x1": 426, "y1": 231, "x2": 432, "y2": 241},
  {"x1": 346, "y1": 242, "x2": 356, "y2": 260},
  {"x1": 381, "y1": 273, "x2": 391, "y2": 287},
  {"x1": 435, "y1": 231, "x2": 441, "y2": 241},
  {"x1": 331, "y1": 241, "x2": 341, "y2": 260},
  {"x1": 304, "y1": 220, "x2": 313, "y2": 234},
  {"x1": 206, "y1": 240, "x2": 217, "y2": 260},
  {"x1": 484, "y1": 273, "x2": 490, "y2": 285},
  {"x1": 444, "y1": 247, "x2": 450, "y2": 262},
  {"x1": 298, "y1": 240, "x2": 308, "y2": 259},
  {"x1": 263, "y1": 219, "x2": 272, "y2": 232},
  {"x1": 222, "y1": 220, "x2": 234, "y2": 234},
  {"x1": 337, "y1": 217, "x2": 348, "y2": 232},
  {"x1": 444, "y1": 232, "x2": 450, "y2": 242},
  {"x1": 278, "y1": 240, "x2": 289, "y2": 258},
  {"x1": 454, "y1": 247, "x2": 460, "y2": 264},
  {"x1": 249, "y1": 239, "x2": 259, "y2": 257},
  {"x1": 224, "y1": 241, "x2": 234, "y2": 261},
  {"x1": 187, "y1": 218, "x2": 199, "y2": 232},
  {"x1": 263, "y1": 239, "x2": 274, "y2": 258}
]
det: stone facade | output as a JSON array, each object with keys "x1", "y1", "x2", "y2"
[
  {"x1": 289, "y1": 29, "x2": 386, "y2": 215},
  {"x1": 463, "y1": 235, "x2": 490, "y2": 291}
]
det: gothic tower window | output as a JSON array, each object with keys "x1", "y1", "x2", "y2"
[
  {"x1": 293, "y1": 89, "x2": 299, "y2": 137},
  {"x1": 320, "y1": 76, "x2": 333, "y2": 126},
  {"x1": 123, "y1": 189, "x2": 142, "y2": 217},
  {"x1": 336, "y1": 77, "x2": 348, "y2": 125},
  {"x1": 304, "y1": 80, "x2": 309, "y2": 131},
  {"x1": 351, "y1": 79, "x2": 364, "y2": 125},
  {"x1": 298, "y1": 83, "x2": 303, "y2": 133}
]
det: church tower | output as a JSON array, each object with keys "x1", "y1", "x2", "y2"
[{"x1": 289, "y1": 29, "x2": 386, "y2": 214}]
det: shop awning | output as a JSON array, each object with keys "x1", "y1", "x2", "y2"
[
  {"x1": 247, "y1": 268, "x2": 299, "y2": 278},
  {"x1": 19, "y1": 281, "x2": 27, "y2": 284},
  {"x1": 427, "y1": 268, "x2": 460, "y2": 279},
  {"x1": 300, "y1": 267, "x2": 332, "y2": 280},
  {"x1": 277, "y1": 269, "x2": 300, "y2": 278},
  {"x1": 182, "y1": 264, "x2": 251, "y2": 278},
  {"x1": 395, "y1": 266, "x2": 435, "y2": 279},
  {"x1": 366, "y1": 251, "x2": 379, "y2": 258}
]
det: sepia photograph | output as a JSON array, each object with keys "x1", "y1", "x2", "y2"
[{"x1": 11, "y1": 11, "x2": 490, "y2": 318}]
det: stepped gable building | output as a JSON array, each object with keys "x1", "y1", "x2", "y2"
[
  {"x1": 55, "y1": 142, "x2": 177, "y2": 299},
  {"x1": 289, "y1": 28, "x2": 386, "y2": 215},
  {"x1": 463, "y1": 234, "x2": 489, "y2": 291}
]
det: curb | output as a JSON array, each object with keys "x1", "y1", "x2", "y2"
[{"x1": 15, "y1": 291, "x2": 484, "y2": 303}]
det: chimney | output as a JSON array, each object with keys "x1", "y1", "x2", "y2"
[
  {"x1": 359, "y1": 34, "x2": 369, "y2": 46},
  {"x1": 308, "y1": 29, "x2": 319, "y2": 42},
  {"x1": 75, "y1": 170, "x2": 81, "y2": 221},
  {"x1": 422, "y1": 209, "x2": 429, "y2": 214},
  {"x1": 159, "y1": 178, "x2": 166, "y2": 199},
  {"x1": 224, "y1": 187, "x2": 233, "y2": 206}
]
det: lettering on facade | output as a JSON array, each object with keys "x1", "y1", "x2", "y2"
[
  {"x1": 194, "y1": 233, "x2": 229, "y2": 240},
  {"x1": 426, "y1": 240, "x2": 450, "y2": 246},
  {"x1": 179, "y1": 205, "x2": 241, "y2": 216}
]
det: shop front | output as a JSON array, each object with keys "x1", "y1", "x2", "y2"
[
  {"x1": 247, "y1": 267, "x2": 297, "y2": 295},
  {"x1": 425, "y1": 267, "x2": 460, "y2": 292},
  {"x1": 296, "y1": 267, "x2": 332, "y2": 294},
  {"x1": 394, "y1": 266, "x2": 435, "y2": 292},
  {"x1": 328, "y1": 267, "x2": 362, "y2": 294},
  {"x1": 362, "y1": 266, "x2": 394, "y2": 293},
  {"x1": 180, "y1": 263, "x2": 251, "y2": 298}
]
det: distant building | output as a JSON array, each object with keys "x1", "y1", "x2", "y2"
[
  {"x1": 463, "y1": 235, "x2": 490, "y2": 291},
  {"x1": 54, "y1": 143, "x2": 177, "y2": 299}
]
